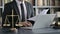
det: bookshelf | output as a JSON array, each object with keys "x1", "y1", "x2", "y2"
[
  {"x1": 0, "y1": 0, "x2": 4, "y2": 17},
  {"x1": 36, "y1": 0, "x2": 60, "y2": 15},
  {"x1": 26, "y1": 0, "x2": 60, "y2": 15},
  {"x1": 4, "y1": 0, "x2": 13, "y2": 4},
  {"x1": 0, "y1": 0, "x2": 4, "y2": 25}
]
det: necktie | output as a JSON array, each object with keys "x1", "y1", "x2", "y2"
[{"x1": 20, "y1": 3, "x2": 25, "y2": 22}]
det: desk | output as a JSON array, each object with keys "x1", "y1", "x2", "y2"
[{"x1": 0, "y1": 27, "x2": 60, "y2": 34}]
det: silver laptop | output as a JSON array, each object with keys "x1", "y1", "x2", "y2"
[{"x1": 21, "y1": 14, "x2": 56, "y2": 29}]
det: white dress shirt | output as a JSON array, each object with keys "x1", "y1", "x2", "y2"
[{"x1": 15, "y1": 0, "x2": 27, "y2": 21}]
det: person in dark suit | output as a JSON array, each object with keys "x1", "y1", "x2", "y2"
[{"x1": 2, "y1": 0, "x2": 34, "y2": 28}]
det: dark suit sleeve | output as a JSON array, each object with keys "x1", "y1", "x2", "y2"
[
  {"x1": 29, "y1": 3, "x2": 34, "y2": 17},
  {"x1": 27, "y1": 2, "x2": 35, "y2": 25},
  {"x1": 2, "y1": 4, "x2": 11, "y2": 27}
]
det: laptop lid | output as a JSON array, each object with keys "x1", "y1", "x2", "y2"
[{"x1": 33, "y1": 14, "x2": 56, "y2": 29}]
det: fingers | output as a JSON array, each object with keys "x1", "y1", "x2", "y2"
[
  {"x1": 23, "y1": 22, "x2": 28, "y2": 27},
  {"x1": 24, "y1": 21, "x2": 32, "y2": 27},
  {"x1": 19, "y1": 22, "x2": 32, "y2": 27},
  {"x1": 19, "y1": 22, "x2": 27, "y2": 27},
  {"x1": 27, "y1": 22, "x2": 32, "y2": 26}
]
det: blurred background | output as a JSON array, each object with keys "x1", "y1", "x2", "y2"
[{"x1": 0, "y1": 0, "x2": 60, "y2": 26}]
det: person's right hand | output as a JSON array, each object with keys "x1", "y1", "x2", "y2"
[{"x1": 19, "y1": 21, "x2": 32, "y2": 27}]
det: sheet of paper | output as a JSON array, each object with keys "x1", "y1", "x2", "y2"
[
  {"x1": 40, "y1": 9, "x2": 49, "y2": 14},
  {"x1": 27, "y1": 15, "x2": 39, "y2": 21},
  {"x1": 27, "y1": 9, "x2": 49, "y2": 21}
]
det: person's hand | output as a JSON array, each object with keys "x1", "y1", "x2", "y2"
[{"x1": 19, "y1": 21, "x2": 32, "y2": 27}]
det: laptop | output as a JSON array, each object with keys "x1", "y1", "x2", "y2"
[{"x1": 21, "y1": 14, "x2": 56, "y2": 29}]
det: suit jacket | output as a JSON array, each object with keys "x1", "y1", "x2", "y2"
[{"x1": 2, "y1": 1, "x2": 34, "y2": 28}]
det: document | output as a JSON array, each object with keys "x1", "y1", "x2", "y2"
[
  {"x1": 28, "y1": 9, "x2": 49, "y2": 21},
  {"x1": 40, "y1": 9, "x2": 49, "y2": 14},
  {"x1": 27, "y1": 15, "x2": 39, "y2": 21}
]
